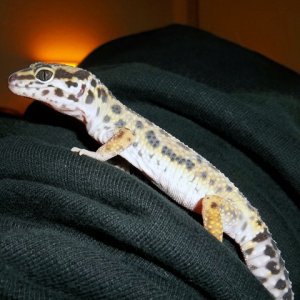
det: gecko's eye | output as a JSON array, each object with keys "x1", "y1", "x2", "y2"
[{"x1": 36, "y1": 69, "x2": 54, "y2": 82}]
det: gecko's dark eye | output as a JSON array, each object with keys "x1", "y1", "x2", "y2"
[{"x1": 36, "y1": 69, "x2": 53, "y2": 82}]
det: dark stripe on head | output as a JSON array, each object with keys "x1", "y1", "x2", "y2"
[
  {"x1": 16, "y1": 74, "x2": 35, "y2": 80},
  {"x1": 55, "y1": 68, "x2": 73, "y2": 79},
  {"x1": 74, "y1": 70, "x2": 90, "y2": 80}
]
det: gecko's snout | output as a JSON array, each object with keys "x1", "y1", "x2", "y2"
[{"x1": 8, "y1": 73, "x2": 17, "y2": 83}]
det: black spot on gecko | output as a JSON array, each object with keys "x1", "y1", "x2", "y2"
[
  {"x1": 146, "y1": 130, "x2": 160, "y2": 148},
  {"x1": 91, "y1": 79, "x2": 97, "y2": 87},
  {"x1": 170, "y1": 152, "x2": 177, "y2": 161},
  {"x1": 73, "y1": 69, "x2": 90, "y2": 80},
  {"x1": 66, "y1": 81, "x2": 78, "y2": 88},
  {"x1": 226, "y1": 185, "x2": 233, "y2": 192},
  {"x1": 102, "y1": 90, "x2": 108, "y2": 102},
  {"x1": 201, "y1": 171, "x2": 207, "y2": 179},
  {"x1": 136, "y1": 120, "x2": 144, "y2": 129},
  {"x1": 216, "y1": 187, "x2": 223, "y2": 193},
  {"x1": 266, "y1": 261, "x2": 280, "y2": 274},
  {"x1": 249, "y1": 265, "x2": 257, "y2": 271},
  {"x1": 68, "y1": 94, "x2": 78, "y2": 102},
  {"x1": 103, "y1": 115, "x2": 110, "y2": 123},
  {"x1": 55, "y1": 69, "x2": 73, "y2": 79},
  {"x1": 86, "y1": 90, "x2": 94, "y2": 104},
  {"x1": 55, "y1": 88, "x2": 63, "y2": 97},
  {"x1": 77, "y1": 84, "x2": 86, "y2": 97},
  {"x1": 178, "y1": 158, "x2": 186, "y2": 164},
  {"x1": 111, "y1": 104, "x2": 121, "y2": 114},
  {"x1": 275, "y1": 279, "x2": 286, "y2": 290},
  {"x1": 186, "y1": 159, "x2": 195, "y2": 170},
  {"x1": 244, "y1": 247, "x2": 254, "y2": 255},
  {"x1": 96, "y1": 107, "x2": 100, "y2": 116},
  {"x1": 253, "y1": 229, "x2": 269, "y2": 242},
  {"x1": 42, "y1": 90, "x2": 49, "y2": 96},
  {"x1": 241, "y1": 222, "x2": 248, "y2": 231},
  {"x1": 257, "y1": 277, "x2": 267, "y2": 284},
  {"x1": 240, "y1": 236, "x2": 246, "y2": 243},
  {"x1": 256, "y1": 220, "x2": 262, "y2": 226},
  {"x1": 264, "y1": 245, "x2": 276, "y2": 258},
  {"x1": 209, "y1": 179, "x2": 215, "y2": 185},
  {"x1": 210, "y1": 202, "x2": 217, "y2": 208},
  {"x1": 115, "y1": 119, "x2": 126, "y2": 127},
  {"x1": 175, "y1": 156, "x2": 182, "y2": 162},
  {"x1": 97, "y1": 88, "x2": 101, "y2": 98},
  {"x1": 161, "y1": 146, "x2": 168, "y2": 155}
]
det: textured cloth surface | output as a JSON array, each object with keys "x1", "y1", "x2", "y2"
[{"x1": 1, "y1": 25, "x2": 299, "y2": 299}]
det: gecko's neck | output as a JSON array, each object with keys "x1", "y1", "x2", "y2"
[{"x1": 85, "y1": 82, "x2": 124, "y2": 144}]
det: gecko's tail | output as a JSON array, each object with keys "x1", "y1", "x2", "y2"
[
  {"x1": 240, "y1": 225, "x2": 293, "y2": 299},
  {"x1": 196, "y1": 194, "x2": 294, "y2": 299}
]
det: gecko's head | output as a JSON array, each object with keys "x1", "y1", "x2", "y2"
[{"x1": 8, "y1": 62, "x2": 98, "y2": 121}]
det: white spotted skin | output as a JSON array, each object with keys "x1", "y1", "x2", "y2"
[{"x1": 8, "y1": 63, "x2": 294, "y2": 299}]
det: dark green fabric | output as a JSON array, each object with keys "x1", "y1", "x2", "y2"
[{"x1": 0, "y1": 25, "x2": 299, "y2": 299}]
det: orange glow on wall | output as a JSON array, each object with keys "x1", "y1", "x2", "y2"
[{"x1": 29, "y1": 32, "x2": 100, "y2": 66}]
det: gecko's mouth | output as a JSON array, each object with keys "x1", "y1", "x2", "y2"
[{"x1": 8, "y1": 83, "x2": 27, "y2": 96}]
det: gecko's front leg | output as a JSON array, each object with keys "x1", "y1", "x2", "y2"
[{"x1": 71, "y1": 128, "x2": 135, "y2": 161}]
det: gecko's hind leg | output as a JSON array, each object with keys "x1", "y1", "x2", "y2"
[{"x1": 201, "y1": 195, "x2": 224, "y2": 242}]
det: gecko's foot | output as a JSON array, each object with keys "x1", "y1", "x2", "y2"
[
  {"x1": 71, "y1": 147, "x2": 87, "y2": 156},
  {"x1": 71, "y1": 147, "x2": 109, "y2": 161}
]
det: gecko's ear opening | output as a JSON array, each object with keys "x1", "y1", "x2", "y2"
[{"x1": 35, "y1": 68, "x2": 54, "y2": 83}]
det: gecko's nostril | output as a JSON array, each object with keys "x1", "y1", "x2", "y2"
[{"x1": 8, "y1": 73, "x2": 17, "y2": 83}]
